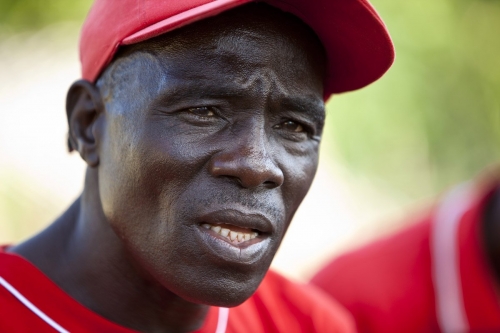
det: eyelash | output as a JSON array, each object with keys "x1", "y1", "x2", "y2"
[
  {"x1": 274, "y1": 119, "x2": 314, "y2": 134},
  {"x1": 186, "y1": 106, "x2": 218, "y2": 118},
  {"x1": 182, "y1": 106, "x2": 317, "y2": 139}
]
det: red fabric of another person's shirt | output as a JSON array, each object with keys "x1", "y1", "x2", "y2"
[{"x1": 311, "y1": 182, "x2": 500, "y2": 333}]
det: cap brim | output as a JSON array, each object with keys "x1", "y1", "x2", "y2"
[
  {"x1": 123, "y1": 0, "x2": 251, "y2": 45},
  {"x1": 121, "y1": 0, "x2": 395, "y2": 97}
]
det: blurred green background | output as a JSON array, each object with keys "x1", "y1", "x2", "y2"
[
  {"x1": 0, "y1": 0, "x2": 499, "y2": 277},
  {"x1": 0, "y1": 0, "x2": 91, "y2": 35},
  {"x1": 328, "y1": 0, "x2": 500, "y2": 199}
]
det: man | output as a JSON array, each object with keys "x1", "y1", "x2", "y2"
[
  {"x1": 311, "y1": 169, "x2": 500, "y2": 332},
  {"x1": 0, "y1": 0, "x2": 394, "y2": 332}
]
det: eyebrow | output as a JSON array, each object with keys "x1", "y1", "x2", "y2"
[
  {"x1": 278, "y1": 96, "x2": 325, "y2": 124},
  {"x1": 152, "y1": 81, "x2": 246, "y2": 105},
  {"x1": 153, "y1": 80, "x2": 325, "y2": 122}
]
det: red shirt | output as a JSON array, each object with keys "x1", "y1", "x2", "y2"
[
  {"x1": 0, "y1": 250, "x2": 355, "y2": 333},
  {"x1": 311, "y1": 182, "x2": 500, "y2": 333}
]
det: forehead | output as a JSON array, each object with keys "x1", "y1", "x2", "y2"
[{"x1": 99, "y1": 4, "x2": 326, "y2": 106}]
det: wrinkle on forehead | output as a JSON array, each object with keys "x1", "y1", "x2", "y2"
[
  {"x1": 96, "y1": 3, "x2": 326, "y2": 114},
  {"x1": 211, "y1": 28, "x2": 324, "y2": 95},
  {"x1": 233, "y1": 69, "x2": 288, "y2": 103}
]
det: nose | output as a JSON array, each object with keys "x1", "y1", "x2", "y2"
[{"x1": 208, "y1": 129, "x2": 284, "y2": 189}]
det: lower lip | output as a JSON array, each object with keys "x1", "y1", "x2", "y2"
[{"x1": 194, "y1": 226, "x2": 272, "y2": 265}]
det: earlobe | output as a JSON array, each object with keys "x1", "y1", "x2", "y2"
[{"x1": 66, "y1": 80, "x2": 104, "y2": 167}]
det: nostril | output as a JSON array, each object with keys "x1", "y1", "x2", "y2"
[
  {"x1": 209, "y1": 150, "x2": 283, "y2": 189},
  {"x1": 234, "y1": 177, "x2": 243, "y2": 186},
  {"x1": 263, "y1": 180, "x2": 277, "y2": 188}
]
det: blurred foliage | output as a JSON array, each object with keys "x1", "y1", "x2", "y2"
[
  {"x1": 0, "y1": 171, "x2": 60, "y2": 243},
  {"x1": 0, "y1": 0, "x2": 91, "y2": 35},
  {"x1": 327, "y1": 0, "x2": 500, "y2": 199}
]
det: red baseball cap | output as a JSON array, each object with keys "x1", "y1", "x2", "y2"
[{"x1": 80, "y1": 0, "x2": 395, "y2": 98}]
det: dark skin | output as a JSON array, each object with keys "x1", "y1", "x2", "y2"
[{"x1": 9, "y1": 4, "x2": 326, "y2": 333}]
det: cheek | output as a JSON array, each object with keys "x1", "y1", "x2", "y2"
[
  {"x1": 97, "y1": 116, "x2": 215, "y2": 232},
  {"x1": 96, "y1": 121, "x2": 201, "y2": 272},
  {"x1": 281, "y1": 151, "x2": 319, "y2": 220}
]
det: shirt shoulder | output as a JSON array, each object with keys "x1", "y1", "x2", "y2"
[
  {"x1": 0, "y1": 248, "x2": 353, "y2": 333},
  {"x1": 228, "y1": 270, "x2": 356, "y2": 333},
  {"x1": 0, "y1": 251, "x2": 61, "y2": 332},
  {"x1": 310, "y1": 214, "x2": 438, "y2": 333},
  {"x1": 0, "y1": 250, "x2": 138, "y2": 333}
]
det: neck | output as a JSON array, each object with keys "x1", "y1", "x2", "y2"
[{"x1": 10, "y1": 168, "x2": 209, "y2": 333}]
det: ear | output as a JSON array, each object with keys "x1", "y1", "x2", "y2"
[{"x1": 66, "y1": 80, "x2": 104, "y2": 167}]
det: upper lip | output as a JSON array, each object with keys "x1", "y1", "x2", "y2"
[{"x1": 198, "y1": 209, "x2": 274, "y2": 234}]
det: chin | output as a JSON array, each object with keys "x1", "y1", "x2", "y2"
[
  {"x1": 193, "y1": 286, "x2": 260, "y2": 308},
  {"x1": 168, "y1": 267, "x2": 268, "y2": 307}
]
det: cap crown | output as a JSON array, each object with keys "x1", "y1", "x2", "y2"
[{"x1": 80, "y1": 0, "x2": 395, "y2": 98}]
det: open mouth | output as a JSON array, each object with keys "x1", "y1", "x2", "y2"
[
  {"x1": 194, "y1": 209, "x2": 275, "y2": 263},
  {"x1": 201, "y1": 223, "x2": 260, "y2": 245}
]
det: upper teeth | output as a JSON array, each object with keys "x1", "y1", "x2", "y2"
[{"x1": 201, "y1": 223, "x2": 258, "y2": 244}]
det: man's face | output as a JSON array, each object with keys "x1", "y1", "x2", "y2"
[{"x1": 95, "y1": 5, "x2": 325, "y2": 306}]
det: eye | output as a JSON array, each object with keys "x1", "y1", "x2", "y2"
[
  {"x1": 187, "y1": 106, "x2": 216, "y2": 117},
  {"x1": 273, "y1": 120, "x2": 305, "y2": 133}
]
